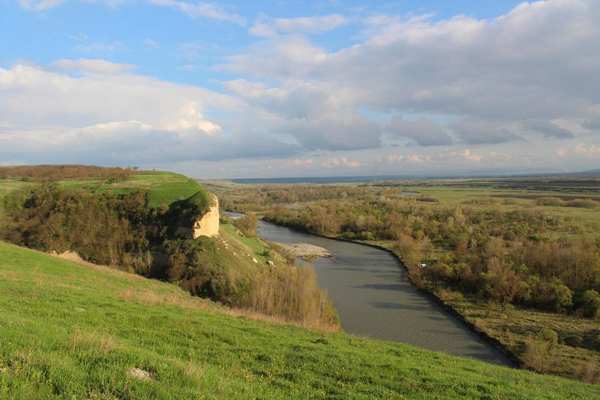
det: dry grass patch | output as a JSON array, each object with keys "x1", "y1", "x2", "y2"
[
  {"x1": 118, "y1": 287, "x2": 210, "y2": 310},
  {"x1": 68, "y1": 328, "x2": 118, "y2": 355}
]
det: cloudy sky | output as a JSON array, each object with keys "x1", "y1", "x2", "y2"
[{"x1": 1, "y1": 0, "x2": 599, "y2": 178}]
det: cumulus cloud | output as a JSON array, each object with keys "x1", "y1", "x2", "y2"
[
  {"x1": 250, "y1": 14, "x2": 349, "y2": 37},
  {"x1": 225, "y1": 0, "x2": 600, "y2": 149},
  {"x1": 322, "y1": 157, "x2": 361, "y2": 168},
  {"x1": 574, "y1": 144, "x2": 600, "y2": 155},
  {"x1": 51, "y1": 59, "x2": 137, "y2": 75},
  {"x1": 387, "y1": 114, "x2": 453, "y2": 146},
  {"x1": 0, "y1": 62, "x2": 300, "y2": 164}
]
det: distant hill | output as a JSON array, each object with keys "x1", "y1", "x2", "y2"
[{"x1": 581, "y1": 168, "x2": 600, "y2": 174}]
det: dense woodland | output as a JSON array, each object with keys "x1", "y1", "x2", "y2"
[{"x1": 2, "y1": 184, "x2": 166, "y2": 274}]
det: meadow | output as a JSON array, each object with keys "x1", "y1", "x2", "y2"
[{"x1": 1, "y1": 241, "x2": 598, "y2": 399}]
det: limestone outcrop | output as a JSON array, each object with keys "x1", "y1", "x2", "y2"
[{"x1": 193, "y1": 194, "x2": 219, "y2": 238}]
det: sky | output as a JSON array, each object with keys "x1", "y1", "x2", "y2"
[{"x1": 1, "y1": 0, "x2": 599, "y2": 178}]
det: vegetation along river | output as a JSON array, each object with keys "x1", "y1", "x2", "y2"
[{"x1": 226, "y1": 212, "x2": 513, "y2": 367}]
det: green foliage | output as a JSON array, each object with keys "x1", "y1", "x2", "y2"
[
  {"x1": 578, "y1": 290, "x2": 600, "y2": 318},
  {"x1": 1, "y1": 184, "x2": 155, "y2": 267},
  {"x1": 564, "y1": 335, "x2": 584, "y2": 347},
  {"x1": 233, "y1": 213, "x2": 258, "y2": 237},
  {"x1": 537, "y1": 329, "x2": 559, "y2": 347},
  {"x1": 1, "y1": 242, "x2": 597, "y2": 399}
]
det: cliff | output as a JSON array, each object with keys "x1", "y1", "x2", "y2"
[{"x1": 193, "y1": 193, "x2": 219, "y2": 238}]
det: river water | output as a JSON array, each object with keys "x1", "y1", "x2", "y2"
[{"x1": 227, "y1": 212, "x2": 512, "y2": 367}]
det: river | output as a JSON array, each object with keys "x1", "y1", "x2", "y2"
[{"x1": 227, "y1": 212, "x2": 513, "y2": 367}]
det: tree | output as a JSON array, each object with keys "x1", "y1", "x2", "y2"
[
  {"x1": 485, "y1": 258, "x2": 524, "y2": 312},
  {"x1": 234, "y1": 213, "x2": 258, "y2": 237}
]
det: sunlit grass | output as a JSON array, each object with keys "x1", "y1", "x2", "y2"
[{"x1": 0, "y1": 241, "x2": 598, "y2": 399}]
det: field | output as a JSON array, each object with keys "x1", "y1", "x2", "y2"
[
  {"x1": 1, "y1": 241, "x2": 598, "y2": 399},
  {"x1": 397, "y1": 181, "x2": 600, "y2": 230}
]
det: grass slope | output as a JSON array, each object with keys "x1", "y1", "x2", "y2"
[
  {"x1": 56, "y1": 171, "x2": 206, "y2": 208},
  {"x1": 0, "y1": 171, "x2": 206, "y2": 209},
  {"x1": 0, "y1": 242, "x2": 598, "y2": 399}
]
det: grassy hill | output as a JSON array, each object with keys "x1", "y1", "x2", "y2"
[
  {"x1": 0, "y1": 242, "x2": 598, "y2": 399},
  {"x1": 0, "y1": 169, "x2": 207, "y2": 209},
  {"x1": 53, "y1": 171, "x2": 207, "y2": 208}
]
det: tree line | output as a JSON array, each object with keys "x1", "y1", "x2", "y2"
[{"x1": 0, "y1": 165, "x2": 137, "y2": 181}]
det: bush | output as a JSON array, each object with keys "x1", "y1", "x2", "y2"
[
  {"x1": 579, "y1": 290, "x2": 600, "y2": 319},
  {"x1": 537, "y1": 329, "x2": 558, "y2": 348},
  {"x1": 563, "y1": 335, "x2": 583, "y2": 347},
  {"x1": 522, "y1": 336, "x2": 553, "y2": 373},
  {"x1": 234, "y1": 213, "x2": 258, "y2": 237},
  {"x1": 240, "y1": 264, "x2": 339, "y2": 329}
]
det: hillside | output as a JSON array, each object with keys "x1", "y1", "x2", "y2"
[{"x1": 0, "y1": 242, "x2": 598, "y2": 399}]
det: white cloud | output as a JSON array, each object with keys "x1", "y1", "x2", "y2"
[
  {"x1": 51, "y1": 59, "x2": 137, "y2": 74},
  {"x1": 68, "y1": 32, "x2": 89, "y2": 42},
  {"x1": 322, "y1": 157, "x2": 361, "y2": 168},
  {"x1": 0, "y1": 62, "x2": 301, "y2": 164},
  {"x1": 226, "y1": 0, "x2": 600, "y2": 149},
  {"x1": 250, "y1": 13, "x2": 349, "y2": 37},
  {"x1": 149, "y1": 0, "x2": 247, "y2": 26},
  {"x1": 18, "y1": 0, "x2": 66, "y2": 11},
  {"x1": 574, "y1": 144, "x2": 600, "y2": 155},
  {"x1": 19, "y1": 0, "x2": 130, "y2": 11},
  {"x1": 74, "y1": 41, "x2": 128, "y2": 53}
]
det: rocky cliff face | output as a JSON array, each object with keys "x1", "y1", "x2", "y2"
[{"x1": 193, "y1": 194, "x2": 219, "y2": 238}]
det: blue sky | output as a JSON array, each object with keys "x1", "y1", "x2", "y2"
[{"x1": 1, "y1": 0, "x2": 599, "y2": 178}]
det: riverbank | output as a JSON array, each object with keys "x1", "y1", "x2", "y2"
[
  {"x1": 249, "y1": 214, "x2": 514, "y2": 367},
  {"x1": 259, "y1": 215, "x2": 600, "y2": 382},
  {"x1": 259, "y1": 216, "x2": 520, "y2": 368}
]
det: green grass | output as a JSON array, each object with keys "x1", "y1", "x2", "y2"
[
  {"x1": 0, "y1": 242, "x2": 598, "y2": 399},
  {"x1": 220, "y1": 223, "x2": 272, "y2": 264},
  {"x1": 0, "y1": 171, "x2": 207, "y2": 209},
  {"x1": 60, "y1": 171, "x2": 206, "y2": 208}
]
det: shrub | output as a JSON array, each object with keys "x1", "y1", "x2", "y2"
[
  {"x1": 578, "y1": 359, "x2": 600, "y2": 384},
  {"x1": 579, "y1": 290, "x2": 600, "y2": 319},
  {"x1": 537, "y1": 329, "x2": 558, "y2": 348},
  {"x1": 234, "y1": 213, "x2": 258, "y2": 237},
  {"x1": 522, "y1": 336, "x2": 553, "y2": 373},
  {"x1": 563, "y1": 335, "x2": 584, "y2": 347}
]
